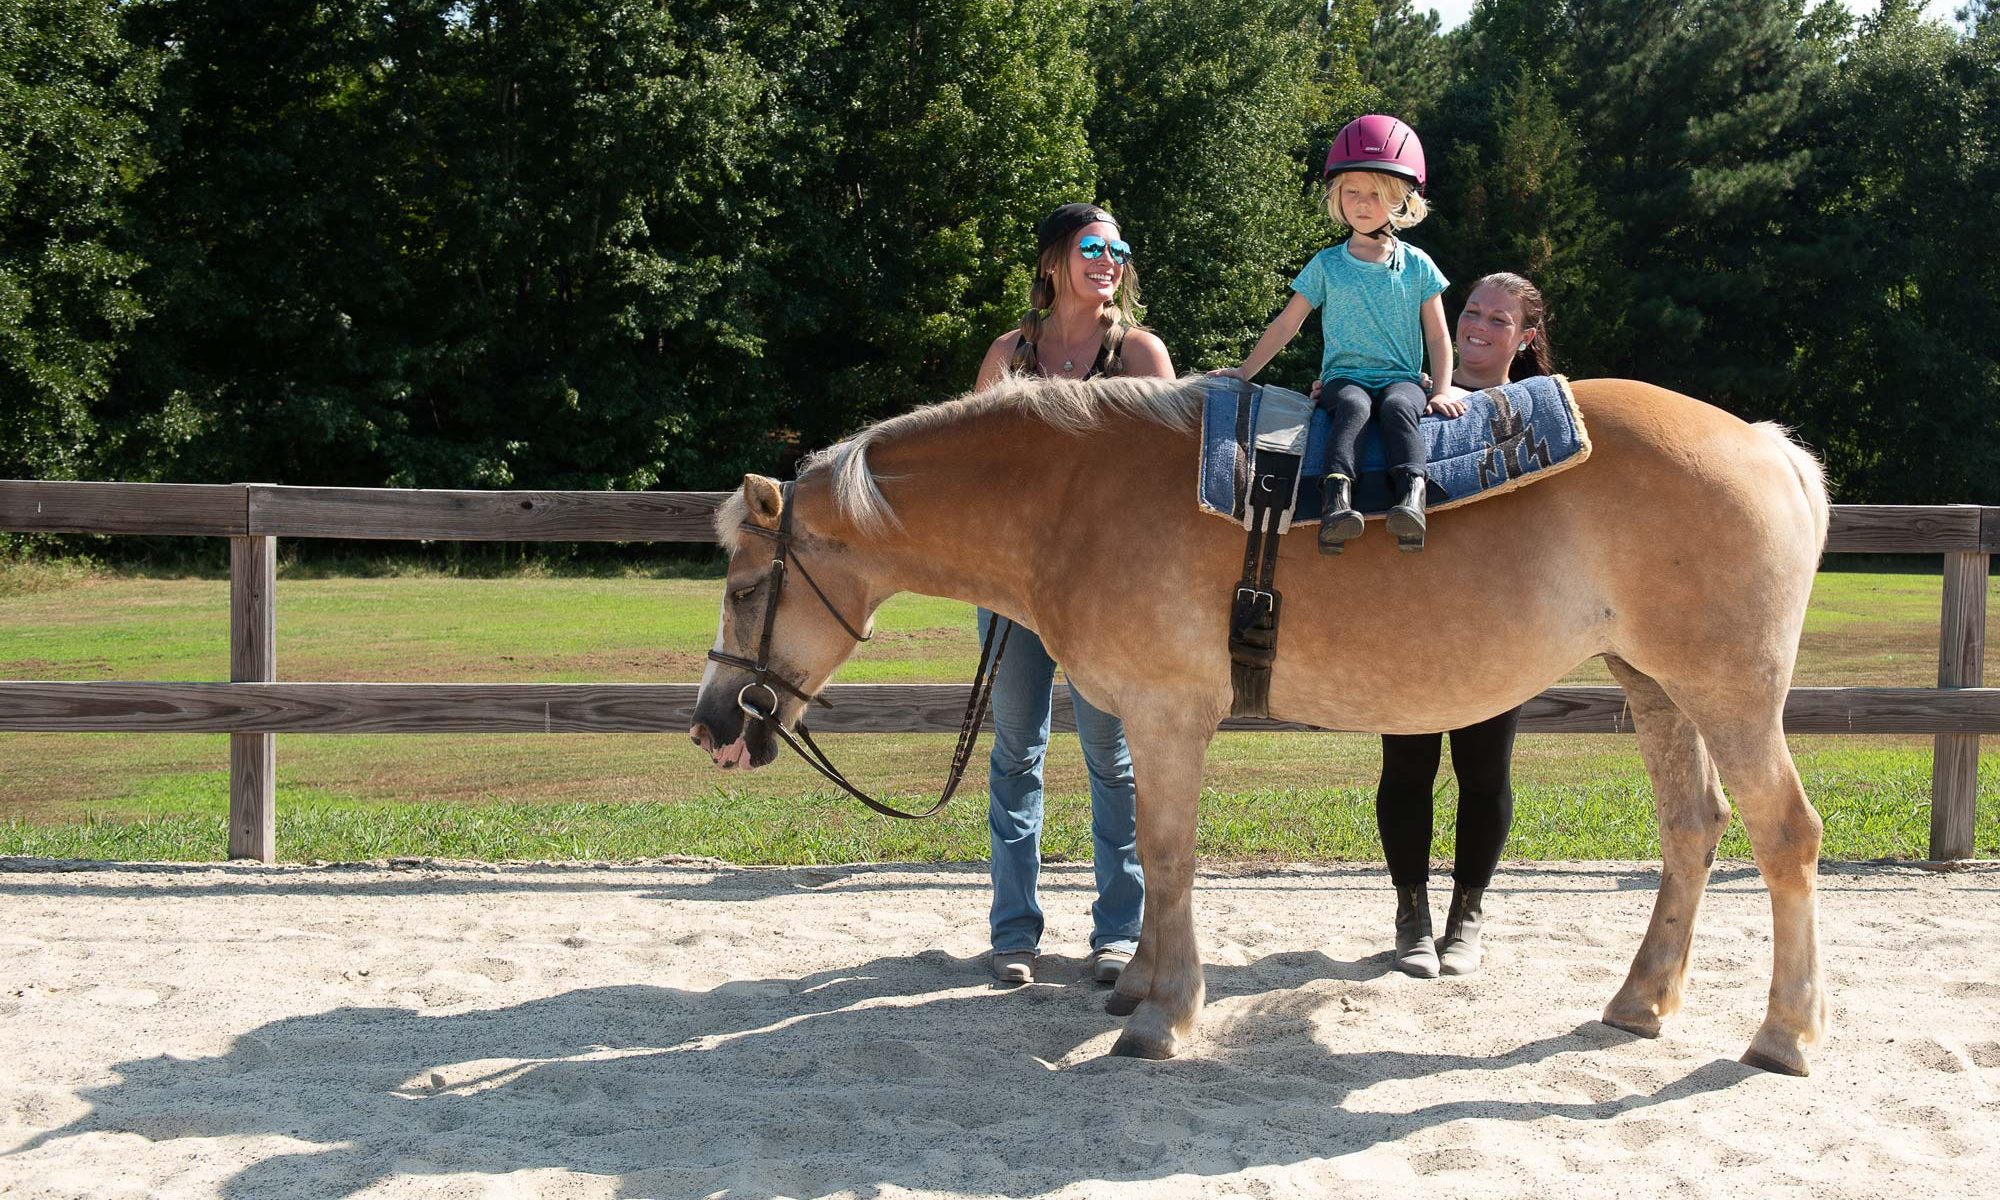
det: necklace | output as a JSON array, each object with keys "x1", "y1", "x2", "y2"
[{"x1": 1047, "y1": 329, "x2": 1098, "y2": 376}]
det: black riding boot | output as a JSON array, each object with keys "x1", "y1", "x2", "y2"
[
  {"x1": 1437, "y1": 883, "x2": 1486, "y2": 976},
  {"x1": 1393, "y1": 884, "x2": 1439, "y2": 978},
  {"x1": 1385, "y1": 472, "x2": 1427, "y2": 552},
  {"x1": 1318, "y1": 473, "x2": 1364, "y2": 556}
]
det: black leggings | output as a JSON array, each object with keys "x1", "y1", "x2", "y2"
[
  {"x1": 1320, "y1": 378, "x2": 1427, "y2": 483},
  {"x1": 1375, "y1": 705, "x2": 1521, "y2": 890}
]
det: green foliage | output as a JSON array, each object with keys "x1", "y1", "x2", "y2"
[
  {"x1": 113, "y1": 0, "x2": 835, "y2": 490},
  {"x1": 0, "y1": 0, "x2": 159, "y2": 480},
  {"x1": 0, "y1": 0, "x2": 1992, "y2": 505},
  {"x1": 767, "y1": 0, "x2": 1097, "y2": 447},
  {"x1": 1775, "y1": 0, "x2": 2000, "y2": 501},
  {"x1": 1560, "y1": 0, "x2": 1820, "y2": 398},
  {"x1": 1088, "y1": 0, "x2": 1367, "y2": 374}
]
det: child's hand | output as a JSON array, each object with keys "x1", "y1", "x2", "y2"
[
  {"x1": 1308, "y1": 380, "x2": 1322, "y2": 401},
  {"x1": 1207, "y1": 366, "x2": 1245, "y2": 379},
  {"x1": 1426, "y1": 393, "x2": 1468, "y2": 418}
]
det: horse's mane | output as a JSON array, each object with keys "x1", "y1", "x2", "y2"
[{"x1": 796, "y1": 372, "x2": 1207, "y2": 536}]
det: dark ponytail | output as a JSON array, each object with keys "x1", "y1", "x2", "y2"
[{"x1": 1469, "y1": 272, "x2": 1556, "y2": 379}]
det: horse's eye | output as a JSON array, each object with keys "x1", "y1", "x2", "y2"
[{"x1": 731, "y1": 584, "x2": 757, "y2": 602}]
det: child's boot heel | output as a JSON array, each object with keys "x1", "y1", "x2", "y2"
[
  {"x1": 1386, "y1": 473, "x2": 1427, "y2": 553},
  {"x1": 1318, "y1": 474, "x2": 1364, "y2": 557}
]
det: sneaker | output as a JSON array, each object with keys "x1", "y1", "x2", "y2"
[
  {"x1": 1087, "y1": 946, "x2": 1132, "y2": 986},
  {"x1": 990, "y1": 950, "x2": 1036, "y2": 985}
]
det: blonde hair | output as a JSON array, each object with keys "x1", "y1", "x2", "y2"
[
  {"x1": 1325, "y1": 170, "x2": 1430, "y2": 232},
  {"x1": 803, "y1": 373, "x2": 1204, "y2": 535},
  {"x1": 1012, "y1": 236, "x2": 1143, "y2": 376}
]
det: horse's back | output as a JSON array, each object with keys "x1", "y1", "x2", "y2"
[{"x1": 1556, "y1": 379, "x2": 1828, "y2": 685}]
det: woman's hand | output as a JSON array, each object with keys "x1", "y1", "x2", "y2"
[
  {"x1": 1426, "y1": 393, "x2": 1468, "y2": 418},
  {"x1": 1207, "y1": 366, "x2": 1245, "y2": 379}
]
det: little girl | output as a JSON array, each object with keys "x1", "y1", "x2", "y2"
[{"x1": 1217, "y1": 114, "x2": 1462, "y2": 554}]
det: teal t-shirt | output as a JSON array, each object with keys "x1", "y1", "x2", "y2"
[{"x1": 1290, "y1": 240, "x2": 1448, "y2": 389}]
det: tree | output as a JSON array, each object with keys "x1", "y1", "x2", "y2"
[
  {"x1": 765, "y1": 0, "x2": 1097, "y2": 453},
  {"x1": 1561, "y1": 0, "x2": 1822, "y2": 401},
  {"x1": 116, "y1": 0, "x2": 836, "y2": 490},
  {"x1": 1776, "y1": 0, "x2": 2000, "y2": 502},
  {"x1": 0, "y1": 0, "x2": 158, "y2": 481},
  {"x1": 1088, "y1": 0, "x2": 1374, "y2": 376}
]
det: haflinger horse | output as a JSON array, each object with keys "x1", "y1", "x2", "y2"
[{"x1": 690, "y1": 374, "x2": 1832, "y2": 1076}]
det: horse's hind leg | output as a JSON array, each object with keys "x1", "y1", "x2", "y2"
[
  {"x1": 1689, "y1": 706, "x2": 1827, "y2": 1075},
  {"x1": 1600, "y1": 657, "x2": 1732, "y2": 1038}
]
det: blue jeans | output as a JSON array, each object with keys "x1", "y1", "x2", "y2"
[{"x1": 979, "y1": 609, "x2": 1143, "y2": 955}]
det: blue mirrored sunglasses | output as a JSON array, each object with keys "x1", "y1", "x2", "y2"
[{"x1": 1077, "y1": 234, "x2": 1133, "y2": 265}]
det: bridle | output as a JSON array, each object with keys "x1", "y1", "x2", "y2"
[{"x1": 705, "y1": 481, "x2": 1012, "y2": 820}]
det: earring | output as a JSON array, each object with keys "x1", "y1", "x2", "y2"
[{"x1": 1517, "y1": 344, "x2": 1528, "y2": 352}]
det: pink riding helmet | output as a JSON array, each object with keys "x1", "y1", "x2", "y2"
[{"x1": 1322, "y1": 114, "x2": 1427, "y2": 193}]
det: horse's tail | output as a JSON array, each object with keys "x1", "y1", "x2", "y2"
[{"x1": 1754, "y1": 422, "x2": 1831, "y2": 558}]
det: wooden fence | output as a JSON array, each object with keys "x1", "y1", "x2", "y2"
[{"x1": 1, "y1": 481, "x2": 1992, "y2": 863}]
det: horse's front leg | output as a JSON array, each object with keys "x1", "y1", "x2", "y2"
[{"x1": 1109, "y1": 714, "x2": 1215, "y2": 1060}]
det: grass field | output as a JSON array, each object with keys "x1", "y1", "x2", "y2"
[{"x1": 0, "y1": 559, "x2": 1993, "y2": 862}]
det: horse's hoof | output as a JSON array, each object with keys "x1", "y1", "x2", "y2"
[
  {"x1": 1739, "y1": 1047, "x2": 1810, "y2": 1077},
  {"x1": 1599, "y1": 1010, "x2": 1663, "y2": 1039},
  {"x1": 1110, "y1": 1030, "x2": 1176, "y2": 1060},
  {"x1": 1105, "y1": 991, "x2": 1141, "y2": 1017},
  {"x1": 1742, "y1": 1022, "x2": 1814, "y2": 1077}
]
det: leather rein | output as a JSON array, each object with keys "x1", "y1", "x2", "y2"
[{"x1": 705, "y1": 481, "x2": 1013, "y2": 820}]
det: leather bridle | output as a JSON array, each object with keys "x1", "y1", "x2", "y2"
[{"x1": 705, "y1": 480, "x2": 1012, "y2": 820}]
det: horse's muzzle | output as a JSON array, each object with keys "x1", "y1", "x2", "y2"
[{"x1": 689, "y1": 690, "x2": 781, "y2": 770}]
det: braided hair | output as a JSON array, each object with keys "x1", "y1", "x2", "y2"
[{"x1": 1012, "y1": 203, "x2": 1141, "y2": 377}]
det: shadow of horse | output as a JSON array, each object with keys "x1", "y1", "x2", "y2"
[{"x1": 8, "y1": 947, "x2": 1761, "y2": 1198}]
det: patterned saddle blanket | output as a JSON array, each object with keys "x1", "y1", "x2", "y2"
[{"x1": 1198, "y1": 373, "x2": 1590, "y2": 524}]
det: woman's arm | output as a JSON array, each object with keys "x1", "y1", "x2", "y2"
[
  {"x1": 1120, "y1": 328, "x2": 1175, "y2": 380},
  {"x1": 1213, "y1": 292, "x2": 1313, "y2": 381},
  {"x1": 973, "y1": 332, "x2": 1020, "y2": 393},
  {"x1": 1419, "y1": 295, "x2": 1465, "y2": 417}
]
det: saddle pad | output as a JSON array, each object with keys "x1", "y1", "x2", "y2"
[{"x1": 1198, "y1": 374, "x2": 1591, "y2": 523}]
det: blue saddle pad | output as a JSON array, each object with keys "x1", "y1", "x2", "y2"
[{"x1": 1199, "y1": 374, "x2": 1590, "y2": 523}]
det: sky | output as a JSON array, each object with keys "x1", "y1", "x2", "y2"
[{"x1": 1423, "y1": 0, "x2": 1969, "y2": 30}]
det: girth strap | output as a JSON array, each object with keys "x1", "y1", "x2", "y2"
[{"x1": 1226, "y1": 381, "x2": 1311, "y2": 717}]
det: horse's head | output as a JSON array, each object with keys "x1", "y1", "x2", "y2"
[{"x1": 690, "y1": 474, "x2": 876, "y2": 770}]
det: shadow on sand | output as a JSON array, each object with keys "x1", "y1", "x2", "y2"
[{"x1": 8, "y1": 943, "x2": 1759, "y2": 1198}]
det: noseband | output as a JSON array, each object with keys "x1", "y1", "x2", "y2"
[{"x1": 705, "y1": 481, "x2": 1012, "y2": 820}]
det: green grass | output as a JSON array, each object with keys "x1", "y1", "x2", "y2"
[{"x1": 0, "y1": 562, "x2": 1994, "y2": 863}]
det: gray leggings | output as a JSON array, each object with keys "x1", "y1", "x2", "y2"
[{"x1": 1319, "y1": 378, "x2": 1426, "y2": 484}]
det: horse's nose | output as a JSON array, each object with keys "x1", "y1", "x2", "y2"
[{"x1": 690, "y1": 723, "x2": 715, "y2": 754}]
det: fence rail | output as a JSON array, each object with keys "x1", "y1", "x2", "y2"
[{"x1": 1, "y1": 481, "x2": 1991, "y2": 862}]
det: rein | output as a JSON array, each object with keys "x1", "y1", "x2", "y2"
[{"x1": 705, "y1": 481, "x2": 1013, "y2": 820}]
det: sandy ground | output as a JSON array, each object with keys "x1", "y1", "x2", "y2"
[{"x1": 0, "y1": 857, "x2": 1996, "y2": 1200}]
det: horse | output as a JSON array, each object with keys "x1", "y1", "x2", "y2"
[{"x1": 689, "y1": 374, "x2": 1832, "y2": 1076}]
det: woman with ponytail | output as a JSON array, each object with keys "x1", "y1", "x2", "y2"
[
  {"x1": 1373, "y1": 271, "x2": 1555, "y2": 979},
  {"x1": 968, "y1": 203, "x2": 1173, "y2": 987}
]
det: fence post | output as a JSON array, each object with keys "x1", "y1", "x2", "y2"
[
  {"x1": 1929, "y1": 527, "x2": 1990, "y2": 860},
  {"x1": 229, "y1": 535, "x2": 276, "y2": 862}
]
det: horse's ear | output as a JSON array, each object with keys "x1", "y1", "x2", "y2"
[{"x1": 741, "y1": 475, "x2": 783, "y2": 528}]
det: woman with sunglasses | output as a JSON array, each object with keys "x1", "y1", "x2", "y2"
[{"x1": 968, "y1": 202, "x2": 1173, "y2": 987}]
